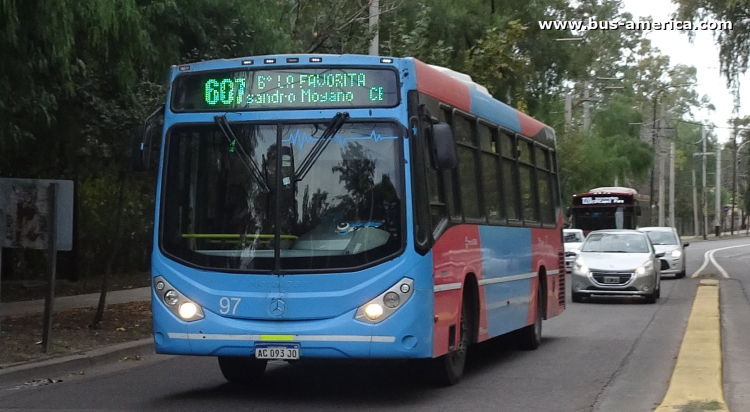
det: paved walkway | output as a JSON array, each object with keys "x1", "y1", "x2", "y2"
[{"x1": 0, "y1": 287, "x2": 151, "y2": 318}]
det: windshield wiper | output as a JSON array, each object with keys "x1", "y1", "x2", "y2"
[
  {"x1": 214, "y1": 115, "x2": 270, "y2": 193},
  {"x1": 294, "y1": 112, "x2": 349, "y2": 182}
]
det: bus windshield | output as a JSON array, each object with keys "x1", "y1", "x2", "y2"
[
  {"x1": 161, "y1": 121, "x2": 403, "y2": 272},
  {"x1": 571, "y1": 206, "x2": 636, "y2": 231}
]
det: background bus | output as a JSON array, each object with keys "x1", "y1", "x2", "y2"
[
  {"x1": 135, "y1": 54, "x2": 565, "y2": 386},
  {"x1": 569, "y1": 187, "x2": 644, "y2": 234}
]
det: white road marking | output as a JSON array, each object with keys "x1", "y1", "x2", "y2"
[{"x1": 691, "y1": 244, "x2": 750, "y2": 278}]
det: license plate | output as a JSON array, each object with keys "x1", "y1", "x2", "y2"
[
  {"x1": 603, "y1": 276, "x2": 620, "y2": 284},
  {"x1": 255, "y1": 343, "x2": 300, "y2": 360}
]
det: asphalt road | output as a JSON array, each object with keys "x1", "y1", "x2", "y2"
[{"x1": 1, "y1": 236, "x2": 749, "y2": 412}]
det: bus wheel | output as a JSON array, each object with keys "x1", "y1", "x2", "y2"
[
  {"x1": 517, "y1": 283, "x2": 543, "y2": 350},
  {"x1": 430, "y1": 295, "x2": 472, "y2": 386},
  {"x1": 218, "y1": 356, "x2": 267, "y2": 385}
]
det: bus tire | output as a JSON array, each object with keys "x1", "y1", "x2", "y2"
[
  {"x1": 517, "y1": 282, "x2": 543, "y2": 350},
  {"x1": 429, "y1": 294, "x2": 472, "y2": 386},
  {"x1": 218, "y1": 356, "x2": 267, "y2": 385}
]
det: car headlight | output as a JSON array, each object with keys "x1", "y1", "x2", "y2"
[
  {"x1": 153, "y1": 276, "x2": 205, "y2": 322},
  {"x1": 355, "y1": 278, "x2": 414, "y2": 324},
  {"x1": 574, "y1": 259, "x2": 589, "y2": 275},
  {"x1": 635, "y1": 261, "x2": 654, "y2": 276},
  {"x1": 671, "y1": 250, "x2": 682, "y2": 258}
]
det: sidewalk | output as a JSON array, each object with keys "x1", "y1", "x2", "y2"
[
  {"x1": 681, "y1": 229, "x2": 750, "y2": 243},
  {"x1": 1, "y1": 287, "x2": 151, "y2": 318},
  {"x1": 0, "y1": 287, "x2": 154, "y2": 384}
]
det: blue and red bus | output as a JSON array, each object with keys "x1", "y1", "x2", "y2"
[{"x1": 135, "y1": 54, "x2": 565, "y2": 385}]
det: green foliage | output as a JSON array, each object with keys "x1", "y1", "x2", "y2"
[{"x1": 0, "y1": 0, "x2": 716, "y2": 279}]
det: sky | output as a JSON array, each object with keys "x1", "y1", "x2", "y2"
[{"x1": 621, "y1": 0, "x2": 750, "y2": 143}]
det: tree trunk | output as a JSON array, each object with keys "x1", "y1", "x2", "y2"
[{"x1": 92, "y1": 170, "x2": 127, "y2": 327}]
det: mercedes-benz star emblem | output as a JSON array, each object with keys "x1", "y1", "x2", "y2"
[{"x1": 269, "y1": 299, "x2": 286, "y2": 317}]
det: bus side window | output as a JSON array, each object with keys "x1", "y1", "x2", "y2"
[
  {"x1": 479, "y1": 123, "x2": 502, "y2": 223},
  {"x1": 518, "y1": 138, "x2": 538, "y2": 224},
  {"x1": 500, "y1": 131, "x2": 520, "y2": 221},
  {"x1": 536, "y1": 146, "x2": 555, "y2": 225},
  {"x1": 453, "y1": 112, "x2": 482, "y2": 220}
]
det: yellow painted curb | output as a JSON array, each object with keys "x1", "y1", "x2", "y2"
[{"x1": 655, "y1": 279, "x2": 729, "y2": 411}]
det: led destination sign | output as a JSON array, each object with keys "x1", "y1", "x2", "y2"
[
  {"x1": 171, "y1": 68, "x2": 399, "y2": 111},
  {"x1": 573, "y1": 195, "x2": 632, "y2": 206}
]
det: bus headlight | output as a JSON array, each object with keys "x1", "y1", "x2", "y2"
[
  {"x1": 355, "y1": 278, "x2": 414, "y2": 324},
  {"x1": 364, "y1": 303, "x2": 384, "y2": 320},
  {"x1": 178, "y1": 302, "x2": 199, "y2": 319},
  {"x1": 154, "y1": 276, "x2": 205, "y2": 322}
]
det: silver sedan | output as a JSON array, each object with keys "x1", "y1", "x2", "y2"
[
  {"x1": 638, "y1": 226, "x2": 689, "y2": 278},
  {"x1": 571, "y1": 229, "x2": 664, "y2": 304}
]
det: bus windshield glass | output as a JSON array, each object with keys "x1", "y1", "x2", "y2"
[
  {"x1": 572, "y1": 206, "x2": 636, "y2": 231},
  {"x1": 161, "y1": 121, "x2": 403, "y2": 272}
]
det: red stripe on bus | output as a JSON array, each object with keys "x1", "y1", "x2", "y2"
[
  {"x1": 414, "y1": 60, "x2": 471, "y2": 112},
  {"x1": 517, "y1": 110, "x2": 547, "y2": 137}
]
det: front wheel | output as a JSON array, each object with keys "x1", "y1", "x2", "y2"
[
  {"x1": 572, "y1": 292, "x2": 585, "y2": 303},
  {"x1": 676, "y1": 269, "x2": 686, "y2": 279},
  {"x1": 428, "y1": 295, "x2": 472, "y2": 386},
  {"x1": 218, "y1": 356, "x2": 267, "y2": 385}
]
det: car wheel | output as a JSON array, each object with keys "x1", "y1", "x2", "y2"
[
  {"x1": 644, "y1": 289, "x2": 657, "y2": 304},
  {"x1": 655, "y1": 283, "x2": 661, "y2": 299},
  {"x1": 218, "y1": 356, "x2": 267, "y2": 384},
  {"x1": 572, "y1": 292, "x2": 585, "y2": 303},
  {"x1": 676, "y1": 269, "x2": 686, "y2": 279}
]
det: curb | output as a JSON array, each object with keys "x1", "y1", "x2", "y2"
[{"x1": 0, "y1": 338, "x2": 154, "y2": 386}]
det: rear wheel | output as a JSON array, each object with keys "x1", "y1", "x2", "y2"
[
  {"x1": 429, "y1": 295, "x2": 472, "y2": 386},
  {"x1": 218, "y1": 356, "x2": 267, "y2": 385},
  {"x1": 517, "y1": 282, "x2": 543, "y2": 350}
]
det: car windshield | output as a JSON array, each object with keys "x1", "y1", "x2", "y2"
[
  {"x1": 161, "y1": 121, "x2": 403, "y2": 272},
  {"x1": 644, "y1": 230, "x2": 678, "y2": 245},
  {"x1": 564, "y1": 231, "x2": 583, "y2": 243},
  {"x1": 581, "y1": 233, "x2": 650, "y2": 253}
]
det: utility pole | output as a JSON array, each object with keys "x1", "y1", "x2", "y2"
[
  {"x1": 658, "y1": 151, "x2": 666, "y2": 226},
  {"x1": 368, "y1": 0, "x2": 379, "y2": 56},
  {"x1": 731, "y1": 124, "x2": 738, "y2": 235},
  {"x1": 692, "y1": 126, "x2": 714, "y2": 239},
  {"x1": 658, "y1": 106, "x2": 666, "y2": 226},
  {"x1": 669, "y1": 142, "x2": 675, "y2": 228},
  {"x1": 715, "y1": 148, "x2": 721, "y2": 236},
  {"x1": 565, "y1": 94, "x2": 573, "y2": 131},
  {"x1": 693, "y1": 169, "x2": 699, "y2": 236},
  {"x1": 702, "y1": 126, "x2": 709, "y2": 239},
  {"x1": 649, "y1": 97, "x2": 660, "y2": 226},
  {"x1": 583, "y1": 81, "x2": 590, "y2": 133}
]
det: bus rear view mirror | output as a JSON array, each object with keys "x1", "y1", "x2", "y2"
[
  {"x1": 131, "y1": 124, "x2": 153, "y2": 172},
  {"x1": 429, "y1": 123, "x2": 457, "y2": 170}
]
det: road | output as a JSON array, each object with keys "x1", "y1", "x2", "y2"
[{"x1": 1, "y1": 236, "x2": 749, "y2": 411}]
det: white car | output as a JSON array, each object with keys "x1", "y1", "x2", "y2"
[
  {"x1": 638, "y1": 227, "x2": 689, "y2": 278},
  {"x1": 563, "y1": 229, "x2": 585, "y2": 274},
  {"x1": 571, "y1": 229, "x2": 664, "y2": 303}
]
